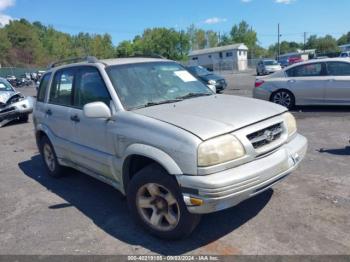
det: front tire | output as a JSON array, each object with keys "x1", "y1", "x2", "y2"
[
  {"x1": 127, "y1": 164, "x2": 201, "y2": 239},
  {"x1": 271, "y1": 90, "x2": 295, "y2": 110},
  {"x1": 39, "y1": 136, "x2": 65, "y2": 178}
]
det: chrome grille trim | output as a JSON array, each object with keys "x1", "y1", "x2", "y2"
[{"x1": 247, "y1": 122, "x2": 283, "y2": 149}]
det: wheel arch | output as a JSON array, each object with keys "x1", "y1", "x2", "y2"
[
  {"x1": 122, "y1": 144, "x2": 183, "y2": 192},
  {"x1": 270, "y1": 88, "x2": 296, "y2": 106}
]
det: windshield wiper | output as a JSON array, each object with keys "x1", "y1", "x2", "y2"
[
  {"x1": 133, "y1": 99, "x2": 183, "y2": 110},
  {"x1": 176, "y1": 93, "x2": 212, "y2": 100}
]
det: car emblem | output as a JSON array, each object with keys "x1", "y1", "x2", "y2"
[{"x1": 264, "y1": 130, "x2": 275, "y2": 142}]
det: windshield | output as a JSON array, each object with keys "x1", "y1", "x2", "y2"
[
  {"x1": 107, "y1": 62, "x2": 213, "y2": 110},
  {"x1": 264, "y1": 60, "x2": 279, "y2": 66},
  {"x1": 189, "y1": 66, "x2": 211, "y2": 76},
  {"x1": 0, "y1": 81, "x2": 14, "y2": 92}
]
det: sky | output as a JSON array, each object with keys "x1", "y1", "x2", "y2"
[{"x1": 0, "y1": 0, "x2": 349, "y2": 48}]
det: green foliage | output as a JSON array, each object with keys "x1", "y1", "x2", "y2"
[
  {"x1": 306, "y1": 34, "x2": 340, "y2": 53},
  {"x1": 267, "y1": 41, "x2": 303, "y2": 57},
  {"x1": 115, "y1": 28, "x2": 190, "y2": 61},
  {"x1": 337, "y1": 32, "x2": 350, "y2": 46},
  {"x1": 0, "y1": 19, "x2": 116, "y2": 67},
  {"x1": 230, "y1": 21, "x2": 257, "y2": 50},
  {"x1": 0, "y1": 18, "x2": 344, "y2": 67}
]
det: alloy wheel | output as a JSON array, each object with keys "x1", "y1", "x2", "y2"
[
  {"x1": 273, "y1": 91, "x2": 292, "y2": 108},
  {"x1": 136, "y1": 183, "x2": 180, "y2": 231},
  {"x1": 43, "y1": 144, "x2": 56, "y2": 172}
]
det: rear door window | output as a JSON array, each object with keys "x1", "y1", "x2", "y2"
[
  {"x1": 287, "y1": 63, "x2": 323, "y2": 77},
  {"x1": 49, "y1": 69, "x2": 75, "y2": 106},
  {"x1": 37, "y1": 73, "x2": 52, "y2": 102},
  {"x1": 327, "y1": 62, "x2": 350, "y2": 76}
]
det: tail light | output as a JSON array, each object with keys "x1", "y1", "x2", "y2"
[{"x1": 255, "y1": 79, "x2": 265, "y2": 88}]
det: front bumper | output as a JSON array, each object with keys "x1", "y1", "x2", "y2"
[
  {"x1": 0, "y1": 97, "x2": 34, "y2": 124},
  {"x1": 177, "y1": 134, "x2": 307, "y2": 214}
]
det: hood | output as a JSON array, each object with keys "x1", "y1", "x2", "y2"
[
  {"x1": 0, "y1": 91, "x2": 17, "y2": 104},
  {"x1": 199, "y1": 74, "x2": 224, "y2": 82},
  {"x1": 134, "y1": 95, "x2": 286, "y2": 140}
]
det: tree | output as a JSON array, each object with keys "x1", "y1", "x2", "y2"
[
  {"x1": 5, "y1": 19, "x2": 45, "y2": 66},
  {"x1": 206, "y1": 30, "x2": 218, "y2": 48},
  {"x1": 306, "y1": 35, "x2": 339, "y2": 54},
  {"x1": 268, "y1": 41, "x2": 302, "y2": 57},
  {"x1": 116, "y1": 40, "x2": 134, "y2": 57},
  {"x1": 0, "y1": 29, "x2": 11, "y2": 65},
  {"x1": 230, "y1": 20, "x2": 257, "y2": 50},
  {"x1": 337, "y1": 32, "x2": 350, "y2": 45}
]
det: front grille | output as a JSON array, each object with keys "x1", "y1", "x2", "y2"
[{"x1": 247, "y1": 123, "x2": 283, "y2": 149}]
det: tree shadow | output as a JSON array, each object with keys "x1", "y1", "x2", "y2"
[
  {"x1": 18, "y1": 155, "x2": 273, "y2": 255},
  {"x1": 318, "y1": 147, "x2": 350, "y2": 156}
]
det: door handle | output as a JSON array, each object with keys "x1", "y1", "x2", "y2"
[
  {"x1": 70, "y1": 115, "x2": 80, "y2": 123},
  {"x1": 46, "y1": 109, "x2": 52, "y2": 116},
  {"x1": 288, "y1": 79, "x2": 296, "y2": 83}
]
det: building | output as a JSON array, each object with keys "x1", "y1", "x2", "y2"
[
  {"x1": 339, "y1": 44, "x2": 350, "y2": 52},
  {"x1": 188, "y1": 43, "x2": 249, "y2": 71}
]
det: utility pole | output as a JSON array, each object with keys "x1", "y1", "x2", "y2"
[
  {"x1": 303, "y1": 32, "x2": 307, "y2": 52},
  {"x1": 277, "y1": 23, "x2": 281, "y2": 60}
]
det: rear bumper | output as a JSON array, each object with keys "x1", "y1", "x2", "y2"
[
  {"x1": 253, "y1": 87, "x2": 271, "y2": 101},
  {"x1": 177, "y1": 134, "x2": 307, "y2": 214}
]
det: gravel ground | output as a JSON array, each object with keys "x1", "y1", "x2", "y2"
[{"x1": 0, "y1": 75, "x2": 349, "y2": 255}]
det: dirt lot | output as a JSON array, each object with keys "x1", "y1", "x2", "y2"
[{"x1": 0, "y1": 75, "x2": 350, "y2": 255}]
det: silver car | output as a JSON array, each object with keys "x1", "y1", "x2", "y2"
[
  {"x1": 0, "y1": 78, "x2": 34, "y2": 127},
  {"x1": 33, "y1": 56, "x2": 307, "y2": 239},
  {"x1": 256, "y1": 59, "x2": 282, "y2": 75},
  {"x1": 253, "y1": 58, "x2": 350, "y2": 109}
]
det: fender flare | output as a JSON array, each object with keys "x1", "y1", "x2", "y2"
[{"x1": 123, "y1": 143, "x2": 183, "y2": 175}]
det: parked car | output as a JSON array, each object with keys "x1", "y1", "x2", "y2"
[
  {"x1": 256, "y1": 59, "x2": 282, "y2": 75},
  {"x1": 6, "y1": 75, "x2": 17, "y2": 86},
  {"x1": 253, "y1": 58, "x2": 350, "y2": 109},
  {"x1": 0, "y1": 78, "x2": 34, "y2": 127},
  {"x1": 186, "y1": 65, "x2": 227, "y2": 93},
  {"x1": 340, "y1": 51, "x2": 350, "y2": 58},
  {"x1": 278, "y1": 58, "x2": 289, "y2": 68},
  {"x1": 288, "y1": 56, "x2": 304, "y2": 65},
  {"x1": 33, "y1": 56, "x2": 307, "y2": 239}
]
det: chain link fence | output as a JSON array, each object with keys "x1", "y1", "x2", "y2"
[{"x1": 0, "y1": 67, "x2": 41, "y2": 78}]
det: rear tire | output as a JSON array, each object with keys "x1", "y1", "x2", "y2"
[
  {"x1": 39, "y1": 136, "x2": 65, "y2": 178},
  {"x1": 271, "y1": 90, "x2": 295, "y2": 110},
  {"x1": 127, "y1": 164, "x2": 201, "y2": 239}
]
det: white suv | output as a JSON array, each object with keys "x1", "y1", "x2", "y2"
[{"x1": 33, "y1": 56, "x2": 307, "y2": 239}]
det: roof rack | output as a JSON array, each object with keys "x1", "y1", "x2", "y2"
[
  {"x1": 121, "y1": 53, "x2": 167, "y2": 59},
  {"x1": 48, "y1": 56, "x2": 99, "y2": 69}
]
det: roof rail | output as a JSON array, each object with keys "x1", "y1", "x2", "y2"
[
  {"x1": 48, "y1": 56, "x2": 99, "y2": 69},
  {"x1": 122, "y1": 53, "x2": 167, "y2": 59}
]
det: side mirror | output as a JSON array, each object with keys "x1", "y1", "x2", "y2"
[
  {"x1": 83, "y1": 102, "x2": 111, "y2": 119},
  {"x1": 207, "y1": 84, "x2": 217, "y2": 93}
]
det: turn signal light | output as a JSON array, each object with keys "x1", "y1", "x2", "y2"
[{"x1": 190, "y1": 197, "x2": 203, "y2": 206}]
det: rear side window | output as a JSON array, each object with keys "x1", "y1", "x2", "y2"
[
  {"x1": 49, "y1": 69, "x2": 75, "y2": 106},
  {"x1": 327, "y1": 62, "x2": 350, "y2": 76},
  {"x1": 37, "y1": 73, "x2": 51, "y2": 102},
  {"x1": 74, "y1": 67, "x2": 111, "y2": 108},
  {"x1": 287, "y1": 63, "x2": 323, "y2": 77}
]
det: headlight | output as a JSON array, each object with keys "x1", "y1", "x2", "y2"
[
  {"x1": 198, "y1": 135, "x2": 245, "y2": 167},
  {"x1": 208, "y1": 80, "x2": 217, "y2": 85},
  {"x1": 283, "y1": 112, "x2": 297, "y2": 137}
]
